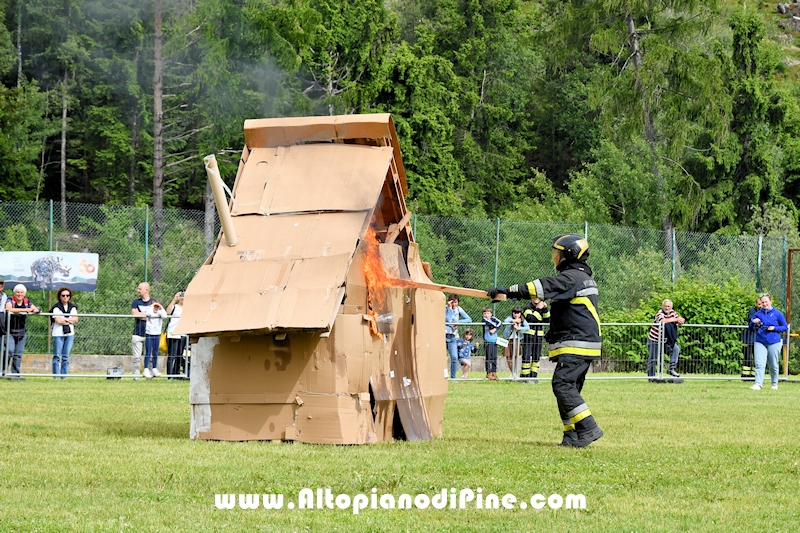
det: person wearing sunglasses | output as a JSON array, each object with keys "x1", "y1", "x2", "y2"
[{"x1": 50, "y1": 287, "x2": 78, "y2": 378}]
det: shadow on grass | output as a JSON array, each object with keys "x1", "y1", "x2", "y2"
[{"x1": 97, "y1": 420, "x2": 189, "y2": 440}]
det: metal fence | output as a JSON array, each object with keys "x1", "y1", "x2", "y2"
[
  {"x1": 0, "y1": 312, "x2": 190, "y2": 379},
  {"x1": 0, "y1": 201, "x2": 787, "y2": 321},
  {"x1": 1, "y1": 314, "x2": 791, "y2": 382},
  {"x1": 446, "y1": 322, "x2": 792, "y2": 382},
  {"x1": 0, "y1": 200, "x2": 218, "y2": 319},
  {"x1": 417, "y1": 217, "x2": 787, "y2": 318}
]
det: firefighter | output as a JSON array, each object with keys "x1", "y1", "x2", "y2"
[
  {"x1": 521, "y1": 298, "x2": 549, "y2": 379},
  {"x1": 486, "y1": 234, "x2": 603, "y2": 448}
]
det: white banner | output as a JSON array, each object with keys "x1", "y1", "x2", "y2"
[{"x1": 0, "y1": 251, "x2": 99, "y2": 292}]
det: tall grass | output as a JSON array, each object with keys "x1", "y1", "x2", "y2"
[{"x1": 0, "y1": 378, "x2": 797, "y2": 532}]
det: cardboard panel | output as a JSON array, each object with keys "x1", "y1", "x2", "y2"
[
  {"x1": 257, "y1": 144, "x2": 392, "y2": 214},
  {"x1": 177, "y1": 255, "x2": 351, "y2": 335},
  {"x1": 295, "y1": 395, "x2": 376, "y2": 444},
  {"x1": 230, "y1": 147, "x2": 281, "y2": 215},
  {"x1": 413, "y1": 288, "x2": 449, "y2": 399},
  {"x1": 243, "y1": 114, "x2": 408, "y2": 194},
  {"x1": 194, "y1": 404, "x2": 297, "y2": 441},
  {"x1": 244, "y1": 116, "x2": 339, "y2": 147},
  {"x1": 212, "y1": 212, "x2": 369, "y2": 264},
  {"x1": 331, "y1": 314, "x2": 373, "y2": 394}
]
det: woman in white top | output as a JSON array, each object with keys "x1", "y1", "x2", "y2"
[
  {"x1": 166, "y1": 291, "x2": 187, "y2": 378},
  {"x1": 51, "y1": 286, "x2": 79, "y2": 378}
]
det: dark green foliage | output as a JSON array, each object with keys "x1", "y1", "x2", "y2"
[{"x1": 0, "y1": 0, "x2": 798, "y2": 239}]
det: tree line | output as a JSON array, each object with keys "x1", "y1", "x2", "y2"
[{"x1": 1, "y1": 0, "x2": 799, "y2": 242}]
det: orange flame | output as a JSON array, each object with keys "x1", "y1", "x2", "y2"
[{"x1": 362, "y1": 226, "x2": 412, "y2": 336}]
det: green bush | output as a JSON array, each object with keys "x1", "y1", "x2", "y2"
[{"x1": 601, "y1": 278, "x2": 759, "y2": 373}]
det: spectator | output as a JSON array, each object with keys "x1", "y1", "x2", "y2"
[
  {"x1": 5, "y1": 284, "x2": 40, "y2": 379},
  {"x1": 50, "y1": 287, "x2": 78, "y2": 379},
  {"x1": 131, "y1": 282, "x2": 166, "y2": 380},
  {"x1": 0, "y1": 276, "x2": 7, "y2": 375},
  {"x1": 445, "y1": 294, "x2": 471, "y2": 379},
  {"x1": 750, "y1": 293, "x2": 787, "y2": 391},
  {"x1": 481, "y1": 306, "x2": 502, "y2": 381},
  {"x1": 522, "y1": 298, "x2": 550, "y2": 380},
  {"x1": 647, "y1": 299, "x2": 685, "y2": 379},
  {"x1": 166, "y1": 291, "x2": 188, "y2": 379},
  {"x1": 144, "y1": 300, "x2": 167, "y2": 379},
  {"x1": 456, "y1": 329, "x2": 477, "y2": 379},
  {"x1": 741, "y1": 297, "x2": 761, "y2": 380},
  {"x1": 503, "y1": 306, "x2": 530, "y2": 375}
]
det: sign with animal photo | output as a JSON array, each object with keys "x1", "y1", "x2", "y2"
[{"x1": 0, "y1": 251, "x2": 99, "y2": 291}]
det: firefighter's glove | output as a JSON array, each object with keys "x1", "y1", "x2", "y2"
[{"x1": 486, "y1": 287, "x2": 508, "y2": 299}]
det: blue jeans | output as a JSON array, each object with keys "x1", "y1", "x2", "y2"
[
  {"x1": 144, "y1": 335, "x2": 160, "y2": 370},
  {"x1": 7, "y1": 334, "x2": 26, "y2": 375},
  {"x1": 52, "y1": 335, "x2": 75, "y2": 378},
  {"x1": 446, "y1": 334, "x2": 459, "y2": 378},
  {"x1": 754, "y1": 341, "x2": 781, "y2": 387},
  {"x1": 647, "y1": 339, "x2": 680, "y2": 376}
]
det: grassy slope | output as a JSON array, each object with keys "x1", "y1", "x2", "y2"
[{"x1": 1, "y1": 378, "x2": 798, "y2": 532}]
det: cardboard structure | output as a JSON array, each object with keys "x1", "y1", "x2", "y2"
[{"x1": 175, "y1": 114, "x2": 448, "y2": 444}]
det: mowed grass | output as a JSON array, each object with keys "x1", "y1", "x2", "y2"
[{"x1": 1, "y1": 377, "x2": 799, "y2": 532}]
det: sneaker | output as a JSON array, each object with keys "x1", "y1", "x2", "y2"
[
  {"x1": 566, "y1": 426, "x2": 604, "y2": 448},
  {"x1": 132, "y1": 371, "x2": 140, "y2": 381},
  {"x1": 143, "y1": 368, "x2": 152, "y2": 379},
  {"x1": 151, "y1": 368, "x2": 162, "y2": 378},
  {"x1": 749, "y1": 384, "x2": 761, "y2": 390},
  {"x1": 771, "y1": 384, "x2": 778, "y2": 390},
  {"x1": 668, "y1": 369, "x2": 680, "y2": 378}
]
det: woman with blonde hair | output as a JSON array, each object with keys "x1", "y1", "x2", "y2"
[{"x1": 4, "y1": 284, "x2": 40, "y2": 378}]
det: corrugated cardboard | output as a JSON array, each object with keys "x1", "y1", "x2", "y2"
[{"x1": 180, "y1": 114, "x2": 448, "y2": 444}]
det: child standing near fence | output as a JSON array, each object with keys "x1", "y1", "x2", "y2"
[
  {"x1": 456, "y1": 329, "x2": 477, "y2": 378},
  {"x1": 482, "y1": 307, "x2": 503, "y2": 381}
]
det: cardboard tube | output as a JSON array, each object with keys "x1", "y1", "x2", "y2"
[{"x1": 204, "y1": 154, "x2": 238, "y2": 246}]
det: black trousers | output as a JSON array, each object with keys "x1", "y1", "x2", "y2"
[
  {"x1": 551, "y1": 354, "x2": 596, "y2": 429},
  {"x1": 167, "y1": 336, "x2": 188, "y2": 376},
  {"x1": 484, "y1": 342, "x2": 498, "y2": 373},
  {"x1": 522, "y1": 334, "x2": 544, "y2": 361}
]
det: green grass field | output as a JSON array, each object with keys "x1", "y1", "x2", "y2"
[{"x1": 1, "y1": 377, "x2": 798, "y2": 532}]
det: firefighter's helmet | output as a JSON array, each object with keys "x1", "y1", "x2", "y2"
[{"x1": 552, "y1": 234, "x2": 590, "y2": 265}]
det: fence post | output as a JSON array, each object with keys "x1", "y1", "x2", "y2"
[
  {"x1": 756, "y1": 234, "x2": 762, "y2": 292},
  {"x1": 48, "y1": 199, "x2": 54, "y2": 354},
  {"x1": 49, "y1": 199, "x2": 53, "y2": 251},
  {"x1": 671, "y1": 228, "x2": 677, "y2": 285},
  {"x1": 493, "y1": 218, "x2": 500, "y2": 288},
  {"x1": 783, "y1": 236, "x2": 788, "y2": 301},
  {"x1": 584, "y1": 220, "x2": 588, "y2": 240},
  {"x1": 144, "y1": 205, "x2": 149, "y2": 283}
]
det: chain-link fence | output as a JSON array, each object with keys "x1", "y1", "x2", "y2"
[
  {"x1": 0, "y1": 201, "x2": 786, "y2": 321},
  {"x1": 445, "y1": 322, "x2": 789, "y2": 381},
  {"x1": 0, "y1": 201, "x2": 218, "y2": 316},
  {"x1": 416, "y1": 216, "x2": 787, "y2": 321}
]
